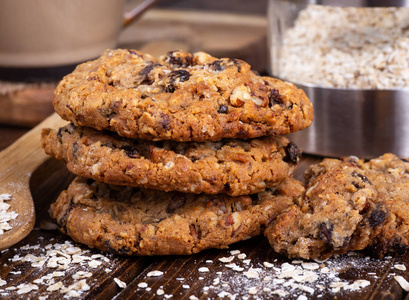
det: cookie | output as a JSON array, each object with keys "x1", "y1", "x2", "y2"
[
  {"x1": 41, "y1": 123, "x2": 301, "y2": 196},
  {"x1": 359, "y1": 154, "x2": 409, "y2": 256},
  {"x1": 49, "y1": 176, "x2": 304, "y2": 256},
  {"x1": 265, "y1": 156, "x2": 389, "y2": 260},
  {"x1": 52, "y1": 49, "x2": 313, "y2": 142}
]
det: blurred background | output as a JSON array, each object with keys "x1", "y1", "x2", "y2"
[{"x1": 0, "y1": 0, "x2": 268, "y2": 132}]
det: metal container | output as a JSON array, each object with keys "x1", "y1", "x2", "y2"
[{"x1": 268, "y1": 0, "x2": 409, "y2": 158}]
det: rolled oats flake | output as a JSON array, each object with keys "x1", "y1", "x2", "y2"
[
  {"x1": 395, "y1": 276, "x2": 409, "y2": 291},
  {"x1": 147, "y1": 270, "x2": 164, "y2": 277},
  {"x1": 114, "y1": 278, "x2": 127, "y2": 289}
]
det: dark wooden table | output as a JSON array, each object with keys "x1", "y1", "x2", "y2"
[
  {"x1": 1, "y1": 5, "x2": 408, "y2": 299},
  {"x1": 0, "y1": 125, "x2": 408, "y2": 299}
]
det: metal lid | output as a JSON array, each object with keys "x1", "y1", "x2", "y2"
[{"x1": 287, "y1": 0, "x2": 409, "y2": 7}]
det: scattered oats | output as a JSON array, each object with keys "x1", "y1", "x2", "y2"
[
  {"x1": 189, "y1": 295, "x2": 199, "y2": 300},
  {"x1": 237, "y1": 253, "x2": 246, "y2": 260},
  {"x1": 247, "y1": 286, "x2": 258, "y2": 294},
  {"x1": 138, "y1": 282, "x2": 148, "y2": 288},
  {"x1": 230, "y1": 250, "x2": 240, "y2": 255},
  {"x1": 344, "y1": 279, "x2": 370, "y2": 291},
  {"x1": 263, "y1": 287, "x2": 272, "y2": 292},
  {"x1": 0, "y1": 279, "x2": 6, "y2": 286},
  {"x1": 394, "y1": 264, "x2": 407, "y2": 271},
  {"x1": 225, "y1": 263, "x2": 244, "y2": 272},
  {"x1": 206, "y1": 260, "x2": 213, "y2": 264},
  {"x1": 199, "y1": 277, "x2": 204, "y2": 280},
  {"x1": 213, "y1": 278, "x2": 220, "y2": 285},
  {"x1": 302, "y1": 262, "x2": 320, "y2": 270},
  {"x1": 272, "y1": 289, "x2": 289, "y2": 297},
  {"x1": 176, "y1": 278, "x2": 185, "y2": 281},
  {"x1": 147, "y1": 270, "x2": 164, "y2": 277},
  {"x1": 298, "y1": 284, "x2": 315, "y2": 294},
  {"x1": 198, "y1": 267, "x2": 209, "y2": 273},
  {"x1": 263, "y1": 261, "x2": 274, "y2": 268},
  {"x1": 216, "y1": 271, "x2": 222, "y2": 275},
  {"x1": 182, "y1": 284, "x2": 190, "y2": 289},
  {"x1": 242, "y1": 259, "x2": 251, "y2": 265},
  {"x1": 156, "y1": 288, "x2": 165, "y2": 295},
  {"x1": 219, "y1": 256, "x2": 235, "y2": 263},
  {"x1": 114, "y1": 278, "x2": 127, "y2": 289},
  {"x1": 47, "y1": 282, "x2": 63, "y2": 292},
  {"x1": 320, "y1": 267, "x2": 330, "y2": 273},
  {"x1": 243, "y1": 268, "x2": 261, "y2": 279},
  {"x1": 73, "y1": 271, "x2": 92, "y2": 280},
  {"x1": 146, "y1": 287, "x2": 152, "y2": 291},
  {"x1": 164, "y1": 295, "x2": 173, "y2": 299},
  {"x1": 297, "y1": 295, "x2": 308, "y2": 300},
  {"x1": 395, "y1": 276, "x2": 409, "y2": 292},
  {"x1": 292, "y1": 260, "x2": 303, "y2": 264},
  {"x1": 88, "y1": 260, "x2": 102, "y2": 268},
  {"x1": 16, "y1": 283, "x2": 39, "y2": 294},
  {"x1": 105, "y1": 268, "x2": 112, "y2": 273},
  {"x1": 10, "y1": 271, "x2": 22, "y2": 275}
]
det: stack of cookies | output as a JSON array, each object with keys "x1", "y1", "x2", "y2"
[{"x1": 41, "y1": 49, "x2": 313, "y2": 256}]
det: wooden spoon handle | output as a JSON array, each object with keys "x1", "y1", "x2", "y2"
[{"x1": 0, "y1": 113, "x2": 67, "y2": 251}]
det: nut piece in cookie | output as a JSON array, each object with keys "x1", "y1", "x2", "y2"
[
  {"x1": 265, "y1": 157, "x2": 388, "y2": 260},
  {"x1": 52, "y1": 49, "x2": 313, "y2": 142},
  {"x1": 49, "y1": 177, "x2": 304, "y2": 256}
]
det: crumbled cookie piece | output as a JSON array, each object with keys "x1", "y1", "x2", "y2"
[{"x1": 265, "y1": 155, "x2": 390, "y2": 260}]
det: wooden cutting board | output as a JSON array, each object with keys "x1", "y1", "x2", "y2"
[{"x1": 0, "y1": 9, "x2": 267, "y2": 127}]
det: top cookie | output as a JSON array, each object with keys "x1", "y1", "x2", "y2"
[{"x1": 53, "y1": 49, "x2": 313, "y2": 142}]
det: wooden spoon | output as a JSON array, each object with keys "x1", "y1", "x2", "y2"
[{"x1": 0, "y1": 113, "x2": 67, "y2": 251}]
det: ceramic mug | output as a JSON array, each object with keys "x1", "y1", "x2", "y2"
[{"x1": 0, "y1": 0, "x2": 157, "y2": 68}]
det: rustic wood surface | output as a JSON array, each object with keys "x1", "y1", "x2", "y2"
[
  {"x1": 0, "y1": 6, "x2": 408, "y2": 300},
  {"x1": 0, "y1": 128, "x2": 408, "y2": 299}
]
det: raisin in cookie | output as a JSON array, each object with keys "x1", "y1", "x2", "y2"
[
  {"x1": 50, "y1": 176, "x2": 304, "y2": 256},
  {"x1": 53, "y1": 49, "x2": 313, "y2": 142},
  {"x1": 41, "y1": 123, "x2": 301, "y2": 196},
  {"x1": 265, "y1": 156, "x2": 388, "y2": 260}
]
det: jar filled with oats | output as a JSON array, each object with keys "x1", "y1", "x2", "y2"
[{"x1": 268, "y1": 0, "x2": 409, "y2": 158}]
